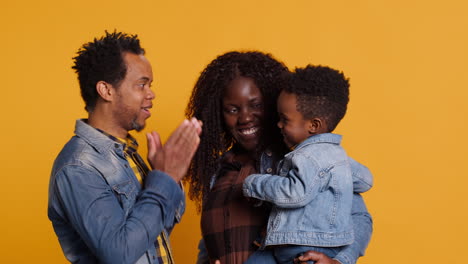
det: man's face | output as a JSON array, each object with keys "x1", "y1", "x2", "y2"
[
  {"x1": 277, "y1": 91, "x2": 311, "y2": 149},
  {"x1": 112, "y1": 52, "x2": 154, "y2": 133}
]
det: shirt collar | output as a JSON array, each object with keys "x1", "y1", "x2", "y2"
[{"x1": 94, "y1": 127, "x2": 139, "y2": 154}]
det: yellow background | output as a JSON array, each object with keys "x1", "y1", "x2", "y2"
[{"x1": 1, "y1": 0, "x2": 467, "y2": 263}]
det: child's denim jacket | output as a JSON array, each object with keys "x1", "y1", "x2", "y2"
[{"x1": 243, "y1": 133, "x2": 372, "y2": 247}]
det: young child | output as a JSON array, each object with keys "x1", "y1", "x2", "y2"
[{"x1": 243, "y1": 65, "x2": 372, "y2": 264}]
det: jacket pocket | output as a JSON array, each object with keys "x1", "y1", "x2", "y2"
[{"x1": 112, "y1": 181, "x2": 137, "y2": 216}]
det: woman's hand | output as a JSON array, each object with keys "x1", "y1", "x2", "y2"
[{"x1": 294, "y1": 251, "x2": 340, "y2": 264}]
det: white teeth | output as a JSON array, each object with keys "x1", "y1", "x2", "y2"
[{"x1": 240, "y1": 127, "x2": 259, "y2": 135}]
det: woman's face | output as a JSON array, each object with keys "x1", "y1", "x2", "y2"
[{"x1": 222, "y1": 77, "x2": 264, "y2": 152}]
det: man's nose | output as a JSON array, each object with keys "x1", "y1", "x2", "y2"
[{"x1": 146, "y1": 87, "x2": 155, "y2": 100}]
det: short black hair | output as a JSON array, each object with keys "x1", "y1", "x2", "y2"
[
  {"x1": 72, "y1": 30, "x2": 145, "y2": 112},
  {"x1": 285, "y1": 65, "x2": 350, "y2": 132}
]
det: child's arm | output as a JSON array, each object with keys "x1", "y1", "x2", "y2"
[
  {"x1": 243, "y1": 154, "x2": 326, "y2": 208},
  {"x1": 348, "y1": 157, "x2": 373, "y2": 193}
]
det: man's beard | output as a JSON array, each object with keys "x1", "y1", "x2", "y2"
[{"x1": 131, "y1": 119, "x2": 145, "y2": 132}]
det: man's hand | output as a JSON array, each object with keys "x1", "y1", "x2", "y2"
[
  {"x1": 146, "y1": 118, "x2": 202, "y2": 183},
  {"x1": 294, "y1": 251, "x2": 341, "y2": 264}
]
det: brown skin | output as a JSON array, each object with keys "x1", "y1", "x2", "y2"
[
  {"x1": 212, "y1": 80, "x2": 337, "y2": 264},
  {"x1": 277, "y1": 91, "x2": 328, "y2": 149},
  {"x1": 89, "y1": 52, "x2": 155, "y2": 138},
  {"x1": 146, "y1": 118, "x2": 202, "y2": 183},
  {"x1": 222, "y1": 76, "x2": 264, "y2": 160},
  {"x1": 89, "y1": 51, "x2": 201, "y2": 183},
  {"x1": 294, "y1": 251, "x2": 341, "y2": 264}
]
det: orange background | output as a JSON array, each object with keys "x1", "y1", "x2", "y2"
[{"x1": 1, "y1": 1, "x2": 467, "y2": 263}]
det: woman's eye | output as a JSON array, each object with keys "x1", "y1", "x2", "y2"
[
  {"x1": 252, "y1": 102, "x2": 263, "y2": 109},
  {"x1": 225, "y1": 108, "x2": 237, "y2": 114}
]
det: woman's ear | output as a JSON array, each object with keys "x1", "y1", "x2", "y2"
[{"x1": 96, "y1": 81, "x2": 113, "y2": 102}]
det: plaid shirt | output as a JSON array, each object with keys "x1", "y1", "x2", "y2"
[
  {"x1": 97, "y1": 128, "x2": 174, "y2": 264},
  {"x1": 200, "y1": 152, "x2": 270, "y2": 264}
]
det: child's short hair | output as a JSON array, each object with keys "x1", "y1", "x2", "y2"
[{"x1": 284, "y1": 65, "x2": 350, "y2": 132}]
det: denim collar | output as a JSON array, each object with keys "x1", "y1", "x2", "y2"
[
  {"x1": 74, "y1": 119, "x2": 125, "y2": 154},
  {"x1": 293, "y1": 133, "x2": 342, "y2": 152}
]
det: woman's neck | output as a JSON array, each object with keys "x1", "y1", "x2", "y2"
[{"x1": 231, "y1": 146, "x2": 260, "y2": 166}]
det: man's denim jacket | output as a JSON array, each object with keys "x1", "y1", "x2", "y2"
[
  {"x1": 243, "y1": 134, "x2": 373, "y2": 262},
  {"x1": 48, "y1": 119, "x2": 185, "y2": 264}
]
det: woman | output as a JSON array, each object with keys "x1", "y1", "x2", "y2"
[{"x1": 186, "y1": 51, "x2": 372, "y2": 264}]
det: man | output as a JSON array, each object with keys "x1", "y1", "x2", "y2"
[{"x1": 48, "y1": 31, "x2": 201, "y2": 264}]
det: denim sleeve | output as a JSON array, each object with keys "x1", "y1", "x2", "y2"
[
  {"x1": 196, "y1": 238, "x2": 209, "y2": 264},
  {"x1": 243, "y1": 154, "x2": 321, "y2": 208},
  {"x1": 348, "y1": 157, "x2": 373, "y2": 193},
  {"x1": 333, "y1": 194, "x2": 373, "y2": 264},
  {"x1": 53, "y1": 165, "x2": 184, "y2": 264}
]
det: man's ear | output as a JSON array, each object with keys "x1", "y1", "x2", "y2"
[
  {"x1": 308, "y1": 118, "x2": 323, "y2": 134},
  {"x1": 96, "y1": 81, "x2": 114, "y2": 102}
]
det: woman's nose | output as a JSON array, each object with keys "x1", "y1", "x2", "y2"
[{"x1": 238, "y1": 108, "x2": 253, "y2": 124}]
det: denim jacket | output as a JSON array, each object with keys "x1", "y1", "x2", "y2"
[
  {"x1": 198, "y1": 138, "x2": 373, "y2": 264},
  {"x1": 48, "y1": 119, "x2": 185, "y2": 264},
  {"x1": 243, "y1": 133, "x2": 372, "y2": 248}
]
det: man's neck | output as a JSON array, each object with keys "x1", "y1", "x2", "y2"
[{"x1": 87, "y1": 111, "x2": 128, "y2": 139}]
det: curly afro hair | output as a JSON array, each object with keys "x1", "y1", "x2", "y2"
[
  {"x1": 185, "y1": 51, "x2": 289, "y2": 208},
  {"x1": 284, "y1": 65, "x2": 350, "y2": 132},
  {"x1": 72, "y1": 30, "x2": 145, "y2": 112}
]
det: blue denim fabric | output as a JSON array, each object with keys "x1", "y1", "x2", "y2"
[
  {"x1": 243, "y1": 248, "x2": 276, "y2": 264},
  {"x1": 245, "y1": 245, "x2": 341, "y2": 264},
  {"x1": 48, "y1": 119, "x2": 185, "y2": 264},
  {"x1": 243, "y1": 133, "x2": 372, "y2": 247},
  {"x1": 197, "y1": 194, "x2": 372, "y2": 264},
  {"x1": 198, "y1": 142, "x2": 373, "y2": 264}
]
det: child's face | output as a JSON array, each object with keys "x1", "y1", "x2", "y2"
[{"x1": 277, "y1": 91, "x2": 312, "y2": 149}]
